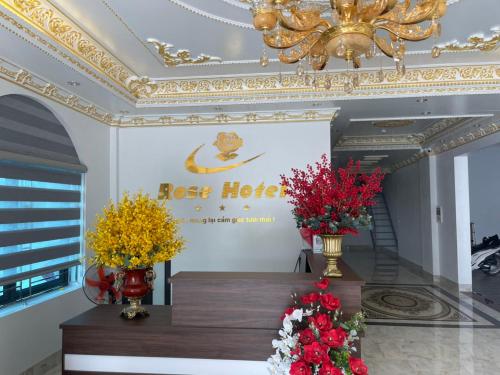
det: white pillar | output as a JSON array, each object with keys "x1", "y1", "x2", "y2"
[{"x1": 454, "y1": 155, "x2": 472, "y2": 290}]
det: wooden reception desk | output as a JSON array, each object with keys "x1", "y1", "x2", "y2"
[{"x1": 60, "y1": 252, "x2": 364, "y2": 375}]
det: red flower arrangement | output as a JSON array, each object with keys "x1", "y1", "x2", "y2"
[
  {"x1": 268, "y1": 278, "x2": 368, "y2": 375},
  {"x1": 281, "y1": 154, "x2": 384, "y2": 236}
]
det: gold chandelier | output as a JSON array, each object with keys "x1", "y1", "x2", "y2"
[{"x1": 249, "y1": 0, "x2": 447, "y2": 91}]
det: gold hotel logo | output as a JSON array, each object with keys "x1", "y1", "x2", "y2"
[{"x1": 185, "y1": 132, "x2": 264, "y2": 174}]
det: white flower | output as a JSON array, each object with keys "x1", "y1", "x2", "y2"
[
  {"x1": 282, "y1": 315, "x2": 293, "y2": 333},
  {"x1": 291, "y1": 308, "x2": 304, "y2": 322}
]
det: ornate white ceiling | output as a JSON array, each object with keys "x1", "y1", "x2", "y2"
[{"x1": 0, "y1": 0, "x2": 499, "y2": 171}]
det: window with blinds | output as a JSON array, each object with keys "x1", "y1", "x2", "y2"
[{"x1": 0, "y1": 94, "x2": 86, "y2": 308}]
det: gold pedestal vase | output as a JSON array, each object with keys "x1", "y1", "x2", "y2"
[{"x1": 320, "y1": 235, "x2": 343, "y2": 278}]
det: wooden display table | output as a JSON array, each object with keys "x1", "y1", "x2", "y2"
[{"x1": 60, "y1": 253, "x2": 364, "y2": 374}]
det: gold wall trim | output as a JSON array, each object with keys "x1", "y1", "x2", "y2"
[
  {"x1": 0, "y1": 58, "x2": 113, "y2": 124},
  {"x1": 138, "y1": 64, "x2": 500, "y2": 104},
  {"x1": 390, "y1": 152, "x2": 428, "y2": 173},
  {"x1": 0, "y1": 57, "x2": 337, "y2": 127},
  {"x1": 432, "y1": 120, "x2": 500, "y2": 155},
  {"x1": 0, "y1": 0, "x2": 137, "y2": 92},
  {"x1": 110, "y1": 110, "x2": 338, "y2": 127},
  {"x1": 390, "y1": 118, "x2": 500, "y2": 172},
  {"x1": 335, "y1": 134, "x2": 424, "y2": 151},
  {"x1": 0, "y1": 9, "x2": 136, "y2": 101}
]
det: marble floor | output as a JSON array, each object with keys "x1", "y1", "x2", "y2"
[{"x1": 343, "y1": 247, "x2": 500, "y2": 375}]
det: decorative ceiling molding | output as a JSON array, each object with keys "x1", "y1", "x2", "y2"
[
  {"x1": 0, "y1": 8, "x2": 135, "y2": 101},
  {"x1": 0, "y1": 57, "x2": 336, "y2": 128},
  {"x1": 390, "y1": 152, "x2": 428, "y2": 173},
  {"x1": 139, "y1": 64, "x2": 500, "y2": 105},
  {"x1": 373, "y1": 120, "x2": 415, "y2": 128},
  {"x1": 147, "y1": 38, "x2": 222, "y2": 67},
  {"x1": 390, "y1": 117, "x2": 500, "y2": 173},
  {"x1": 110, "y1": 109, "x2": 338, "y2": 127},
  {"x1": 337, "y1": 116, "x2": 486, "y2": 155},
  {"x1": 432, "y1": 118, "x2": 500, "y2": 155},
  {"x1": 0, "y1": 57, "x2": 113, "y2": 124},
  {"x1": 432, "y1": 28, "x2": 500, "y2": 58},
  {"x1": 335, "y1": 134, "x2": 424, "y2": 151},
  {"x1": 166, "y1": 0, "x2": 253, "y2": 29},
  {"x1": 420, "y1": 117, "x2": 477, "y2": 145},
  {"x1": 125, "y1": 76, "x2": 159, "y2": 98},
  {"x1": 0, "y1": 0, "x2": 142, "y2": 97}
]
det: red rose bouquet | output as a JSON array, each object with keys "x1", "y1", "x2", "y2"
[
  {"x1": 268, "y1": 278, "x2": 368, "y2": 375},
  {"x1": 281, "y1": 154, "x2": 384, "y2": 236}
]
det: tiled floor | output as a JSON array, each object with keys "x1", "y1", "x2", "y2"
[
  {"x1": 471, "y1": 268, "x2": 500, "y2": 312},
  {"x1": 343, "y1": 247, "x2": 500, "y2": 375}
]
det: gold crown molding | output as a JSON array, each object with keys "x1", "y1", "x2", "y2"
[
  {"x1": 390, "y1": 151, "x2": 428, "y2": 173},
  {"x1": 0, "y1": 57, "x2": 113, "y2": 124},
  {"x1": 373, "y1": 120, "x2": 415, "y2": 128},
  {"x1": 0, "y1": 0, "x2": 140, "y2": 95},
  {"x1": 420, "y1": 117, "x2": 477, "y2": 145},
  {"x1": 335, "y1": 134, "x2": 424, "y2": 151},
  {"x1": 0, "y1": 9, "x2": 136, "y2": 102},
  {"x1": 137, "y1": 64, "x2": 500, "y2": 104},
  {"x1": 432, "y1": 28, "x2": 500, "y2": 58},
  {"x1": 0, "y1": 57, "x2": 337, "y2": 128},
  {"x1": 432, "y1": 119, "x2": 500, "y2": 155},
  {"x1": 110, "y1": 110, "x2": 338, "y2": 127},
  {"x1": 390, "y1": 118, "x2": 500, "y2": 173},
  {"x1": 147, "y1": 38, "x2": 222, "y2": 67}
]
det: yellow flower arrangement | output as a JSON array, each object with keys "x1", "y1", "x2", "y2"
[{"x1": 87, "y1": 192, "x2": 184, "y2": 269}]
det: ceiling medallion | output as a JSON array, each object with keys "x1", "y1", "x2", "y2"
[
  {"x1": 147, "y1": 38, "x2": 222, "y2": 67},
  {"x1": 432, "y1": 28, "x2": 500, "y2": 58},
  {"x1": 372, "y1": 119, "x2": 415, "y2": 128},
  {"x1": 248, "y1": 0, "x2": 447, "y2": 93}
]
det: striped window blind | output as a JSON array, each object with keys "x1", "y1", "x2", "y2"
[{"x1": 0, "y1": 95, "x2": 87, "y2": 307}]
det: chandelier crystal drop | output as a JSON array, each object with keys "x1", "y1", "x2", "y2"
[
  {"x1": 250, "y1": 0, "x2": 447, "y2": 92},
  {"x1": 260, "y1": 47, "x2": 270, "y2": 66}
]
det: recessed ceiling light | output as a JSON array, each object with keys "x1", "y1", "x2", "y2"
[
  {"x1": 381, "y1": 129, "x2": 387, "y2": 133},
  {"x1": 66, "y1": 81, "x2": 80, "y2": 87}
]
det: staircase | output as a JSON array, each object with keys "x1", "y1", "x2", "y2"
[
  {"x1": 370, "y1": 193, "x2": 398, "y2": 252},
  {"x1": 369, "y1": 193, "x2": 400, "y2": 282}
]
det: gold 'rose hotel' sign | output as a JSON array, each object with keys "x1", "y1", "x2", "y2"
[{"x1": 158, "y1": 132, "x2": 286, "y2": 201}]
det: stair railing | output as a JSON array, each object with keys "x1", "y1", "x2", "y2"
[
  {"x1": 368, "y1": 206, "x2": 376, "y2": 250},
  {"x1": 380, "y1": 193, "x2": 399, "y2": 251}
]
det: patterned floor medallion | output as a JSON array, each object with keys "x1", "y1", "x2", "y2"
[{"x1": 362, "y1": 284, "x2": 500, "y2": 328}]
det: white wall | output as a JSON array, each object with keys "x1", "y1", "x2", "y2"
[
  {"x1": 0, "y1": 80, "x2": 111, "y2": 375},
  {"x1": 382, "y1": 128, "x2": 500, "y2": 290},
  {"x1": 384, "y1": 160, "x2": 424, "y2": 266},
  {"x1": 434, "y1": 133, "x2": 500, "y2": 288},
  {"x1": 468, "y1": 145, "x2": 500, "y2": 241},
  {"x1": 116, "y1": 122, "x2": 330, "y2": 302}
]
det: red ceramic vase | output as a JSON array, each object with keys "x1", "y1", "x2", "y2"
[
  {"x1": 120, "y1": 268, "x2": 154, "y2": 319},
  {"x1": 122, "y1": 268, "x2": 150, "y2": 299}
]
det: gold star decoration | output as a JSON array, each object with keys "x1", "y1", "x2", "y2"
[
  {"x1": 243, "y1": 205, "x2": 250, "y2": 211},
  {"x1": 219, "y1": 204, "x2": 225, "y2": 211}
]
